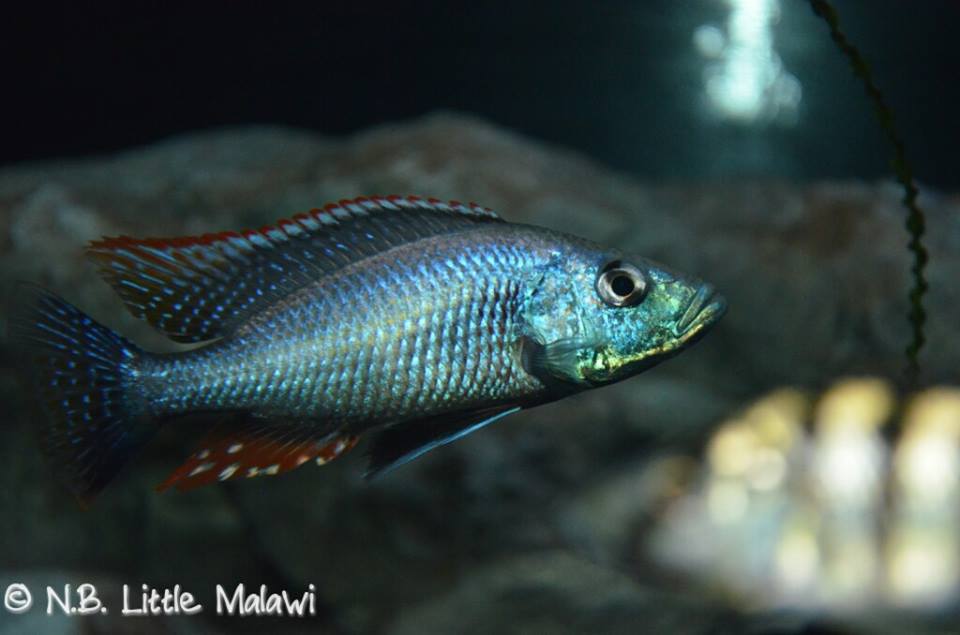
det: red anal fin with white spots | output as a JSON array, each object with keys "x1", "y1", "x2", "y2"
[{"x1": 157, "y1": 424, "x2": 358, "y2": 492}]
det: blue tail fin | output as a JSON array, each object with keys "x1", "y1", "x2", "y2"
[{"x1": 11, "y1": 286, "x2": 155, "y2": 503}]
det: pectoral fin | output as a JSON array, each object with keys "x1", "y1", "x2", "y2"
[
  {"x1": 365, "y1": 405, "x2": 522, "y2": 479},
  {"x1": 520, "y1": 336, "x2": 596, "y2": 385}
]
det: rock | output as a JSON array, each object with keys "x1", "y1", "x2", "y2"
[
  {"x1": 384, "y1": 550, "x2": 742, "y2": 635},
  {"x1": 556, "y1": 455, "x2": 699, "y2": 566}
]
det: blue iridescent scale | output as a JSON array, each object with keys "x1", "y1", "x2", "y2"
[{"x1": 138, "y1": 227, "x2": 548, "y2": 434}]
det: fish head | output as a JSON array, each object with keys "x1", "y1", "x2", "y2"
[
  {"x1": 522, "y1": 247, "x2": 726, "y2": 387},
  {"x1": 582, "y1": 254, "x2": 727, "y2": 384}
]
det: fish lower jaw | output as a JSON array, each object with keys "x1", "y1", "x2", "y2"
[
  {"x1": 673, "y1": 296, "x2": 727, "y2": 345},
  {"x1": 584, "y1": 340, "x2": 689, "y2": 384},
  {"x1": 578, "y1": 347, "x2": 617, "y2": 384},
  {"x1": 579, "y1": 346, "x2": 664, "y2": 385}
]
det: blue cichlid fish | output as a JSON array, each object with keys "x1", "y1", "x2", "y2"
[{"x1": 13, "y1": 195, "x2": 726, "y2": 502}]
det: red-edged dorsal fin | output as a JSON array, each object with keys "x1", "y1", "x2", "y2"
[
  {"x1": 157, "y1": 425, "x2": 359, "y2": 492},
  {"x1": 87, "y1": 196, "x2": 503, "y2": 343}
]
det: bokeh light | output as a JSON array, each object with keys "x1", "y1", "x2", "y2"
[
  {"x1": 695, "y1": 0, "x2": 802, "y2": 125},
  {"x1": 648, "y1": 379, "x2": 960, "y2": 616}
]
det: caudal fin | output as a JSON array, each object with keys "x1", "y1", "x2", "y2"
[{"x1": 11, "y1": 286, "x2": 156, "y2": 503}]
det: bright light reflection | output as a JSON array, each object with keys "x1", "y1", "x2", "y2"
[
  {"x1": 895, "y1": 388, "x2": 960, "y2": 505},
  {"x1": 886, "y1": 528, "x2": 960, "y2": 607},
  {"x1": 695, "y1": 0, "x2": 801, "y2": 124},
  {"x1": 707, "y1": 478, "x2": 749, "y2": 524},
  {"x1": 815, "y1": 378, "x2": 894, "y2": 436},
  {"x1": 775, "y1": 515, "x2": 820, "y2": 595},
  {"x1": 649, "y1": 379, "x2": 960, "y2": 615},
  {"x1": 812, "y1": 378, "x2": 891, "y2": 508},
  {"x1": 744, "y1": 388, "x2": 807, "y2": 451},
  {"x1": 823, "y1": 531, "x2": 879, "y2": 607},
  {"x1": 747, "y1": 447, "x2": 786, "y2": 491}
]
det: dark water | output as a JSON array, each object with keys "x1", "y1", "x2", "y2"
[
  {"x1": 1, "y1": 2, "x2": 959, "y2": 634},
  {"x1": 3, "y1": 1, "x2": 959, "y2": 187}
]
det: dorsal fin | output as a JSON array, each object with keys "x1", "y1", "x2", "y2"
[{"x1": 87, "y1": 195, "x2": 503, "y2": 342}]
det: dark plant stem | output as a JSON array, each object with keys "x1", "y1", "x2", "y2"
[{"x1": 808, "y1": 0, "x2": 928, "y2": 383}]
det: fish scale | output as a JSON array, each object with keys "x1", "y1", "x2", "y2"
[{"x1": 136, "y1": 231, "x2": 533, "y2": 430}]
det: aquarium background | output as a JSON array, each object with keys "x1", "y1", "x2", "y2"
[
  {"x1": 2, "y1": 1, "x2": 960, "y2": 634},
  {"x1": 4, "y1": 1, "x2": 960, "y2": 187}
]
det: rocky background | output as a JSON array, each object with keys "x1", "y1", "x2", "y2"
[{"x1": 1, "y1": 114, "x2": 958, "y2": 634}]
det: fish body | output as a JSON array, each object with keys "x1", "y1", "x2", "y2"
[
  {"x1": 142, "y1": 225, "x2": 547, "y2": 423},
  {"x1": 14, "y1": 196, "x2": 725, "y2": 501}
]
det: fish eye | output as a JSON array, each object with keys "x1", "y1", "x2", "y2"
[{"x1": 596, "y1": 261, "x2": 647, "y2": 307}]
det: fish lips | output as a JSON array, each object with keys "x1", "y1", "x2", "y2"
[
  {"x1": 674, "y1": 283, "x2": 727, "y2": 342},
  {"x1": 638, "y1": 284, "x2": 727, "y2": 369}
]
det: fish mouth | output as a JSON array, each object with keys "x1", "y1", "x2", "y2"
[
  {"x1": 583, "y1": 283, "x2": 727, "y2": 384},
  {"x1": 674, "y1": 283, "x2": 727, "y2": 342},
  {"x1": 603, "y1": 284, "x2": 726, "y2": 379}
]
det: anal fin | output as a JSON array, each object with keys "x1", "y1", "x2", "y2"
[
  {"x1": 365, "y1": 405, "x2": 521, "y2": 479},
  {"x1": 157, "y1": 420, "x2": 358, "y2": 492}
]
